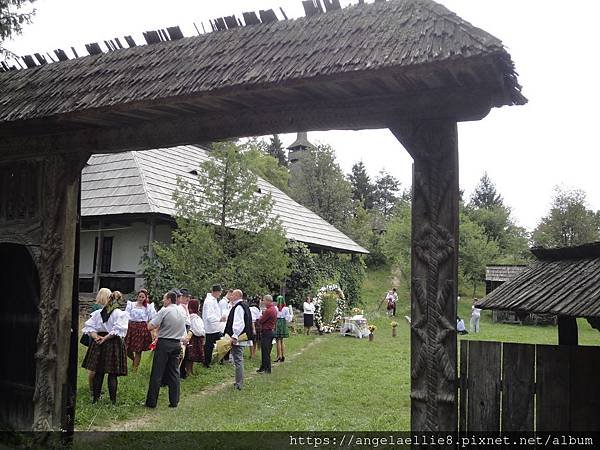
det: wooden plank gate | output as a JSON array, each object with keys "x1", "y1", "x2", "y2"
[{"x1": 459, "y1": 340, "x2": 600, "y2": 431}]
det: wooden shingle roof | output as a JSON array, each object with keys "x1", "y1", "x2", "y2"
[
  {"x1": 477, "y1": 243, "x2": 600, "y2": 319},
  {"x1": 81, "y1": 145, "x2": 369, "y2": 254},
  {"x1": 0, "y1": 0, "x2": 524, "y2": 136}
]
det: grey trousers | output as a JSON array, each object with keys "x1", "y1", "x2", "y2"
[
  {"x1": 232, "y1": 345, "x2": 244, "y2": 389},
  {"x1": 145, "y1": 338, "x2": 181, "y2": 407}
]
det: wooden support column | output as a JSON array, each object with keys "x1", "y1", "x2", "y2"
[
  {"x1": 391, "y1": 120, "x2": 459, "y2": 432},
  {"x1": 93, "y1": 219, "x2": 104, "y2": 293},
  {"x1": 557, "y1": 315, "x2": 578, "y2": 346}
]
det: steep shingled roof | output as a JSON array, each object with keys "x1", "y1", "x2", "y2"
[
  {"x1": 81, "y1": 145, "x2": 369, "y2": 254},
  {"x1": 477, "y1": 243, "x2": 600, "y2": 319},
  {"x1": 0, "y1": 0, "x2": 524, "y2": 126}
]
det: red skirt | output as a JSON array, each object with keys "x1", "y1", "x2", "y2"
[
  {"x1": 186, "y1": 335, "x2": 205, "y2": 362},
  {"x1": 125, "y1": 321, "x2": 152, "y2": 353}
]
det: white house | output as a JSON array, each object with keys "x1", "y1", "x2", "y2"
[{"x1": 79, "y1": 144, "x2": 367, "y2": 293}]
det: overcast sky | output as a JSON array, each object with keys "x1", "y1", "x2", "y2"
[{"x1": 5, "y1": 0, "x2": 599, "y2": 231}]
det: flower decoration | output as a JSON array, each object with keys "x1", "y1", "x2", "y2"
[
  {"x1": 390, "y1": 321, "x2": 398, "y2": 328},
  {"x1": 351, "y1": 307, "x2": 363, "y2": 315},
  {"x1": 313, "y1": 284, "x2": 347, "y2": 333},
  {"x1": 368, "y1": 324, "x2": 377, "y2": 333}
]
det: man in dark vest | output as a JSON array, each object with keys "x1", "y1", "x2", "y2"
[{"x1": 224, "y1": 289, "x2": 254, "y2": 390}]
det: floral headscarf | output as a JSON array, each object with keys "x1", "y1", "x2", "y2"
[{"x1": 101, "y1": 291, "x2": 123, "y2": 323}]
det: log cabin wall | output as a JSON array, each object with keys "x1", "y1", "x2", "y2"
[{"x1": 0, "y1": 153, "x2": 87, "y2": 431}]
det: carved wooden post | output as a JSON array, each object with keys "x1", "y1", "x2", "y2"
[{"x1": 391, "y1": 120, "x2": 459, "y2": 432}]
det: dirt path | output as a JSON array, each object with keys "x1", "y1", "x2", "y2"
[{"x1": 96, "y1": 337, "x2": 323, "y2": 431}]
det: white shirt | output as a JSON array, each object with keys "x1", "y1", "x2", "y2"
[
  {"x1": 249, "y1": 306, "x2": 261, "y2": 322},
  {"x1": 230, "y1": 300, "x2": 252, "y2": 346},
  {"x1": 457, "y1": 319, "x2": 466, "y2": 332},
  {"x1": 219, "y1": 297, "x2": 230, "y2": 317},
  {"x1": 303, "y1": 302, "x2": 315, "y2": 314},
  {"x1": 189, "y1": 313, "x2": 205, "y2": 337},
  {"x1": 277, "y1": 307, "x2": 293, "y2": 322},
  {"x1": 178, "y1": 303, "x2": 191, "y2": 327},
  {"x1": 82, "y1": 308, "x2": 128, "y2": 338},
  {"x1": 125, "y1": 301, "x2": 156, "y2": 322},
  {"x1": 203, "y1": 293, "x2": 223, "y2": 334},
  {"x1": 471, "y1": 306, "x2": 481, "y2": 318}
]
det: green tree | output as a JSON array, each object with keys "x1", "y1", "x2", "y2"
[
  {"x1": 374, "y1": 170, "x2": 400, "y2": 219},
  {"x1": 380, "y1": 197, "x2": 412, "y2": 283},
  {"x1": 470, "y1": 172, "x2": 503, "y2": 208},
  {"x1": 348, "y1": 161, "x2": 375, "y2": 209},
  {"x1": 240, "y1": 140, "x2": 290, "y2": 193},
  {"x1": 1, "y1": 0, "x2": 36, "y2": 59},
  {"x1": 267, "y1": 134, "x2": 287, "y2": 167},
  {"x1": 532, "y1": 187, "x2": 600, "y2": 247},
  {"x1": 145, "y1": 141, "x2": 289, "y2": 296},
  {"x1": 289, "y1": 144, "x2": 353, "y2": 230},
  {"x1": 459, "y1": 210, "x2": 500, "y2": 296}
]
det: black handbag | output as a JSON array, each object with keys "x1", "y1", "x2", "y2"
[{"x1": 80, "y1": 333, "x2": 91, "y2": 347}]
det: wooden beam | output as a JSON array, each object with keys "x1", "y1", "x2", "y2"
[
  {"x1": 0, "y1": 88, "x2": 491, "y2": 161},
  {"x1": 391, "y1": 120, "x2": 459, "y2": 432},
  {"x1": 92, "y1": 220, "x2": 104, "y2": 293},
  {"x1": 558, "y1": 315, "x2": 578, "y2": 345}
]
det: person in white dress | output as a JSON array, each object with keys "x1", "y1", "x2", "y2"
[
  {"x1": 81, "y1": 291, "x2": 129, "y2": 404},
  {"x1": 470, "y1": 298, "x2": 482, "y2": 333}
]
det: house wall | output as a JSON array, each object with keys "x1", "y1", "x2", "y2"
[{"x1": 79, "y1": 220, "x2": 173, "y2": 291}]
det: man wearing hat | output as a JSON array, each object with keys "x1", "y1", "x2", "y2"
[{"x1": 202, "y1": 284, "x2": 225, "y2": 367}]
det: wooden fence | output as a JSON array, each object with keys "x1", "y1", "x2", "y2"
[{"x1": 459, "y1": 340, "x2": 600, "y2": 431}]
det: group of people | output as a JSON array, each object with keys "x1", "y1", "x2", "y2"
[
  {"x1": 457, "y1": 298, "x2": 482, "y2": 335},
  {"x1": 81, "y1": 284, "x2": 311, "y2": 407}
]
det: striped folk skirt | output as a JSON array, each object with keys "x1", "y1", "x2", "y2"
[
  {"x1": 186, "y1": 335, "x2": 205, "y2": 363},
  {"x1": 274, "y1": 318, "x2": 289, "y2": 339},
  {"x1": 125, "y1": 321, "x2": 153, "y2": 353},
  {"x1": 82, "y1": 333, "x2": 128, "y2": 376}
]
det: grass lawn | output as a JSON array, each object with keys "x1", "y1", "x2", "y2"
[{"x1": 74, "y1": 266, "x2": 599, "y2": 432}]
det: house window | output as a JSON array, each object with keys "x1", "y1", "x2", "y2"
[{"x1": 93, "y1": 236, "x2": 113, "y2": 273}]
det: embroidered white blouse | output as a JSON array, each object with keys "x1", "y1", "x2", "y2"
[
  {"x1": 189, "y1": 313, "x2": 205, "y2": 337},
  {"x1": 82, "y1": 308, "x2": 128, "y2": 338},
  {"x1": 125, "y1": 301, "x2": 156, "y2": 322},
  {"x1": 249, "y1": 306, "x2": 261, "y2": 322},
  {"x1": 276, "y1": 307, "x2": 293, "y2": 323}
]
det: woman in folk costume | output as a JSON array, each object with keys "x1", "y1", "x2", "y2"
[
  {"x1": 183, "y1": 298, "x2": 205, "y2": 376},
  {"x1": 82, "y1": 291, "x2": 129, "y2": 404},
  {"x1": 125, "y1": 288, "x2": 156, "y2": 372},
  {"x1": 249, "y1": 296, "x2": 261, "y2": 359},
  {"x1": 274, "y1": 295, "x2": 292, "y2": 362},
  {"x1": 86, "y1": 288, "x2": 112, "y2": 395}
]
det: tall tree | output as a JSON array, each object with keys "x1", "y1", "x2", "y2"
[
  {"x1": 289, "y1": 144, "x2": 353, "y2": 230},
  {"x1": 348, "y1": 161, "x2": 375, "y2": 209},
  {"x1": 0, "y1": 0, "x2": 36, "y2": 59},
  {"x1": 240, "y1": 140, "x2": 290, "y2": 193},
  {"x1": 532, "y1": 187, "x2": 600, "y2": 247},
  {"x1": 144, "y1": 141, "x2": 288, "y2": 297},
  {"x1": 374, "y1": 170, "x2": 400, "y2": 218},
  {"x1": 266, "y1": 134, "x2": 287, "y2": 167},
  {"x1": 470, "y1": 172, "x2": 503, "y2": 208}
]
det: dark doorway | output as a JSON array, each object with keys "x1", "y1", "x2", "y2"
[{"x1": 0, "y1": 243, "x2": 40, "y2": 430}]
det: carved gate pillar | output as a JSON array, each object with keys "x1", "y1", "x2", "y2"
[
  {"x1": 391, "y1": 120, "x2": 459, "y2": 432},
  {"x1": 0, "y1": 152, "x2": 87, "y2": 431}
]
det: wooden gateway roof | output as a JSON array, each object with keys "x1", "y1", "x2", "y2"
[
  {"x1": 82, "y1": 145, "x2": 369, "y2": 254},
  {"x1": 0, "y1": 0, "x2": 525, "y2": 159},
  {"x1": 477, "y1": 242, "x2": 600, "y2": 319}
]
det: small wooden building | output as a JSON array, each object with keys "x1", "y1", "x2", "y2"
[
  {"x1": 459, "y1": 243, "x2": 600, "y2": 432},
  {"x1": 485, "y1": 264, "x2": 525, "y2": 323}
]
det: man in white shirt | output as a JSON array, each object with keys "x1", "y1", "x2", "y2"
[
  {"x1": 224, "y1": 289, "x2": 254, "y2": 390},
  {"x1": 202, "y1": 284, "x2": 224, "y2": 368},
  {"x1": 219, "y1": 289, "x2": 233, "y2": 320}
]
